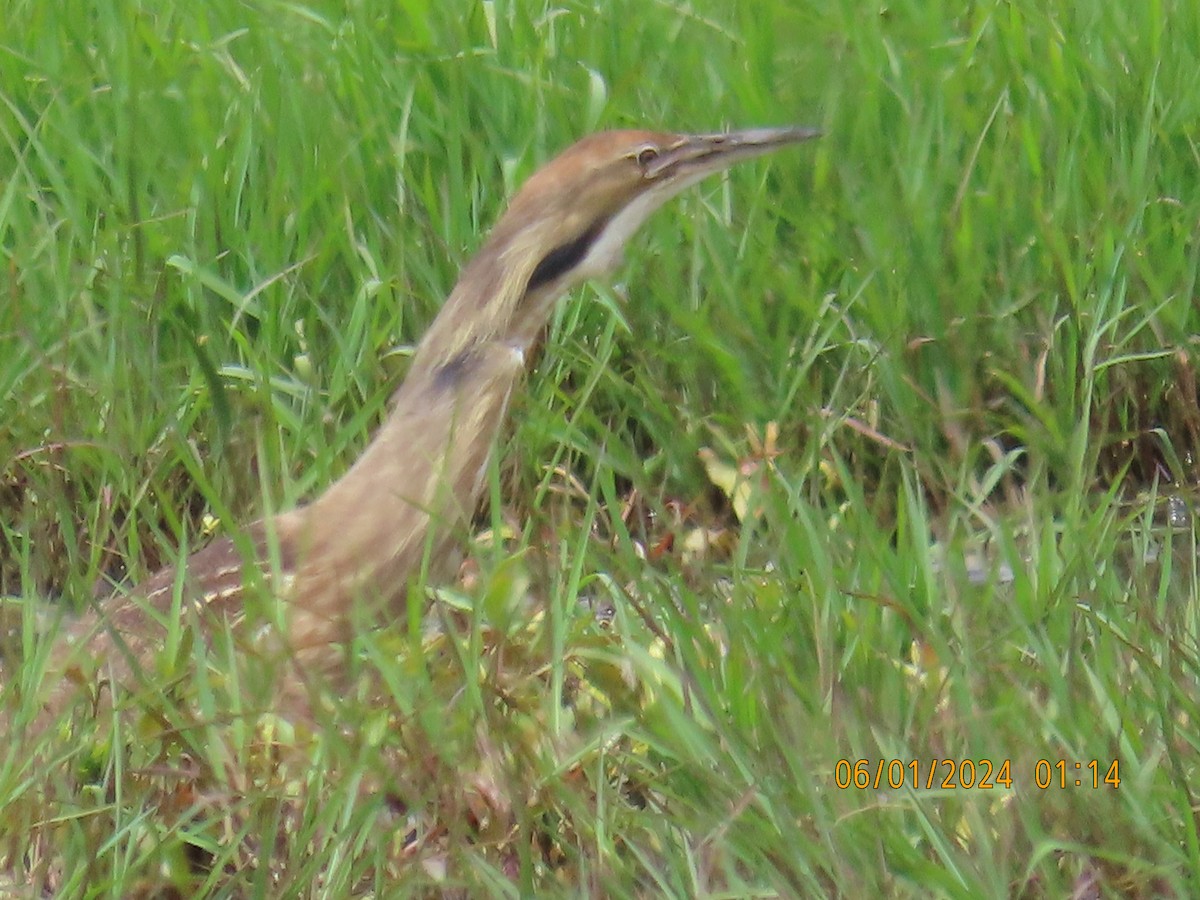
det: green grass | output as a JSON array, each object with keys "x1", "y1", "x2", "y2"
[{"x1": 2, "y1": 0, "x2": 1199, "y2": 895}]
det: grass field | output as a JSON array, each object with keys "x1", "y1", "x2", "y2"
[{"x1": 2, "y1": 0, "x2": 1199, "y2": 896}]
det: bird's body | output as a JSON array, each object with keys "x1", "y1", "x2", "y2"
[{"x1": 32, "y1": 126, "x2": 818, "y2": 709}]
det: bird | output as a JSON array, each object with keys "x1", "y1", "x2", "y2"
[{"x1": 38, "y1": 126, "x2": 819, "y2": 705}]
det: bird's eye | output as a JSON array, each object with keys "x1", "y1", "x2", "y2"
[{"x1": 635, "y1": 145, "x2": 659, "y2": 168}]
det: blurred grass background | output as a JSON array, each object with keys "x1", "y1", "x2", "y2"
[{"x1": 2, "y1": 0, "x2": 1199, "y2": 896}]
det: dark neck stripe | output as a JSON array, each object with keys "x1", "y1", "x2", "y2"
[{"x1": 525, "y1": 217, "x2": 609, "y2": 294}]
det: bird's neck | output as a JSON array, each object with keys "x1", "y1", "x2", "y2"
[{"x1": 409, "y1": 219, "x2": 582, "y2": 377}]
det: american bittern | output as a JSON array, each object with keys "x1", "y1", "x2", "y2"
[{"x1": 36, "y1": 126, "x2": 818, "y2": 703}]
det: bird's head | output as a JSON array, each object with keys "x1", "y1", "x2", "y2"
[
  {"x1": 505, "y1": 126, "x2": 821, "y2": 292},
  {"x1": 416, "y1": 126, "x2": 819, "y2": 366}
]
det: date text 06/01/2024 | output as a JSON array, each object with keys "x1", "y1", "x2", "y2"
[{"x1": 834, "y1": 758, "x2": 1121, "y2": 791}]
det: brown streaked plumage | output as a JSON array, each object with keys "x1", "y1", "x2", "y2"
[{"x1": 37, "y1": 125, "x2": 819, "y2": 704}]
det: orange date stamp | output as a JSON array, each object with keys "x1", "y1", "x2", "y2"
[{"x1": 834, "y1": 758, "x2": 1120, "y2": 790}]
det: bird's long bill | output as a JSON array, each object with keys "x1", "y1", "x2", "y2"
[{"x1": 644, "y1": 125, "x2": 821, "y2": 181}]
